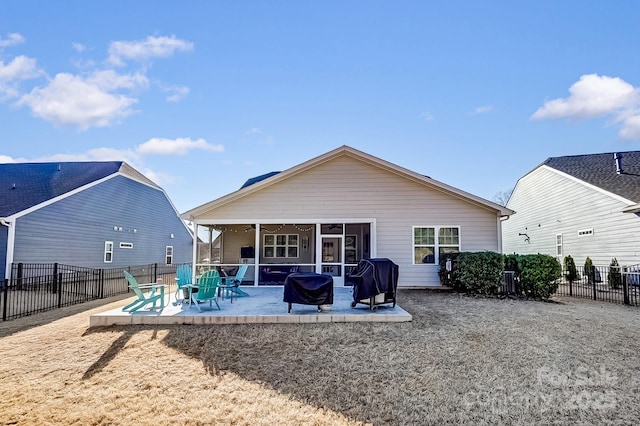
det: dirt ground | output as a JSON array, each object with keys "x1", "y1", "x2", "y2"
[{"x1": 1, "y1": 290, "x2": 639, "y2": 425}]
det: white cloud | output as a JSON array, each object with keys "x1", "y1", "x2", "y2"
[
  {"x1": 532, "y1": 74, "x2": 640, "y2": 140},
  {"x1": 0, "y1": 155, "x2": 19, "y2": 163},
  {"x1": 137, "y1": 137, "x2": 224, "y2": 155},
  {"x1": 161, "y1": 84, "x2": 189, "y2": 102},
  {"x1": 72, "y1": 42, "x2": 86, "y2": 53},
  {"x1": 470, "y1": 105, "x2": 494, "y2": 115},
  {"x1": 0, "y1": 33, "x2": 25, "y2": 48},
  {"x1": 87, "y1": 69, "x2": 149, "y2": 91},
  {"x1": 18, "y1": 73, "x2": 138, "y2": 130},
  {"x1": 532, "y1": 74, "x2": 638, "y2": 120},
  {"x1": 107, "y1": 35, "x2": 193, "y2": 66},
  {"x1": 0, "y1": 56, "x2": 39, "y2": 80}
]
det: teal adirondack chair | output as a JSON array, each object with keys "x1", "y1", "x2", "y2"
[
  {"x1": 174, "y1": 264, "x2": 193, "y2": 305},
  {"x1": 122, "y1": 271, "x2": 166, "y2": 312},
  {"x1": 190, "y1": 269, "x2": 221, "y2": 312},
  {"x1": 219, "y1": 264, "x2": 250, "y2": 302}
]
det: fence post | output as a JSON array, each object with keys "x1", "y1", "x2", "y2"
[
  {"x1": 623, "y1": 266, "x2": 630, "y2": 305},
  {"x1": 16, "y1": 262, "x2": 23, "y2": 290},
  {"x1": 592, "y1": 268, "x2": 597, "y2": 300},
  {"x1": 154, "y1": 263, "x2": 158, "y2": 283},
  {"x1": 99, "y1": 269, "x2": 104, "y2": 299},
  {"x1": 2, "y1": 279, "x2": 8, "y2": 321},
  {"x1": 52, "y1": 263, "x2": 58, "y2": 294},
  {"x1": 569, "y1": 278, "x2": 573, "y2": 297},
  {"x1": 57, "y1": 271, "x2": 63, "y2": 308}
]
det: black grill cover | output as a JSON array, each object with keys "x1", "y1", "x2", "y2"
[
  {"x1": 350, "y1": 258, "x2": 399, "y2": 301},
  {"x1": 283, "y1": 273, "x2": 334, "y2": 305}
]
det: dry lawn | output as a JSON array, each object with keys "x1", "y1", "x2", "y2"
[{"x1": 1, "y1": 290, "x2": 640, "y2": 425}]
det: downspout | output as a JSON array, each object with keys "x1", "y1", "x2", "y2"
[{"x1": 1, "y1": 217, "x2": 14, "y2": 280}]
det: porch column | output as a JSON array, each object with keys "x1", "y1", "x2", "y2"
[{"x1": 253, "y1": 222, "x2": 260, "y2": 286}]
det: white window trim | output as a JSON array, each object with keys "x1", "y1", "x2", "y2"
[
  {"x1": 263, "y1": 234, "x2": 299, "y2": 258},
  {"x1": 104, "y1": 241, "x2": 114, "y2": 263},
  {"x1": 556, "y1": 234, "x2": 563, "y2": 257},
  {"x1": 120, "y1": 242, "x2": 134, "y2": 249},
  {"x1": 577, "y1": 229, "x2": 594, "y2": 237},
  {"x1": 412, "y1": 226, "x2": 461, "y2": 265},
  {"x1": 166, "y1": 245, "x2": 174, "y2": 265}
]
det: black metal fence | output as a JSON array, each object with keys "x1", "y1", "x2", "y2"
[
  {"x1": 501, "y1": 265, "x2": 640, "y2": 307},
  {"x1": 1, "y1": 262, "x2": 183, "y2": 321}
]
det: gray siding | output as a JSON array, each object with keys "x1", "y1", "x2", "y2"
[
  {"x1": 196, "y1": 155, "x2": 502, "y2": 287},
  {"x1": 503, "y1": 166, "x2": 640, "y2": 266},
  {"x1": 12, "y1": 175, "x2": 192, "y2": 270}
]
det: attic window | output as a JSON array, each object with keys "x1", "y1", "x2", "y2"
[
  {"x1": 578, "y1": 229, "x2": 594, "y2": 237},
  {"x1": 120, "y1": 242, "x2": 134, "y2": 249}
]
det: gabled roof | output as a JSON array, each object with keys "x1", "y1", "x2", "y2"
[
  {"x1": 0, "y1": 161, "x2": 158, "y2": 217},
  {"x1": 182, "y1": 145, "x2": 513, "y2": 219},
  {"x1": 542, "y1": 151, "x2": 640, "y2": 203}
]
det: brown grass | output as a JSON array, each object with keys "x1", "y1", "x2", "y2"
[{"x1": 1, "y1": 290, "x2": 639, "y2": 425}]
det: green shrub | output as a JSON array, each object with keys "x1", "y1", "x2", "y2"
[
  {"x1": 608, "y1": 258, "x2": 622, "y2": 289},
  {"x1": 563, "y1": 255, "x2": 578, "y2": 284},
  {"x1": 458, "y1": 252, "x2": 505, "y2": 294},
  {"x1": 439, "y1": 251, "x2": 504, "y2": 294},
  {"x1": 519, "y1": 254, "x2": 561, "y2": 300},
  {"x1": 584, "y1": 256, "x2": 595, "y2": 284},
  {"x1": 438, "y1": 251, "x2": 461, "y2": 289}
]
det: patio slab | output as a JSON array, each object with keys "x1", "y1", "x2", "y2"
[{"x1": 89, "y1": 287, "x2": 412, "y2": 327}]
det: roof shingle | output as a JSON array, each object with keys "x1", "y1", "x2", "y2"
[{"x1": 544, "y1": 151, "x2": 640, "y2": 203}]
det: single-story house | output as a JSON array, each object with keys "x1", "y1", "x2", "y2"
[
  {"x1": 181, "y1": 145, "x2": 513, "y2": 288},
  {"x1": 0, "y1": 161, "x2": 192, "y2": 281},
  {"x1": 502, "y1": 151, "x2": 640, "y2": 267}
]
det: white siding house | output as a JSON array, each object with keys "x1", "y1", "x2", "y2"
[
  {"x1": 502, "y1": 151, "x2": 640, "y2": 267},
  {"x1": 182, "y1": 146, "x2": 512, "y2": 288}
]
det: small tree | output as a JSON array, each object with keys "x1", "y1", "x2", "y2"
[
  {"x1": 584, "y1": 257, "x2": 595, "y2": 285},
  {"x1": 608, "y1": 258, "x2": 622, "y2": 289},
  {"x1": 563, "y1": 255, "x2": 578, "y2": 284}
]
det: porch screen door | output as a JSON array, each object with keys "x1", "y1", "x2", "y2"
[{"x1": 320, "y1": 236, "x2": 343, "y2": 286}]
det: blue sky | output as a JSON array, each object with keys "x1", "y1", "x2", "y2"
[{"x1": 1, "y1": 1, "x2": 639, "y2": 212}]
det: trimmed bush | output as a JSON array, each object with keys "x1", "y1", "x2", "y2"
[
  {"x1": 608, "y1": 258, "x2": 622, "y2": 289},
  {"x1": 439, "y1": 251, "x2": 504, "y2": 295},
  {"x1": 519, "y1": 254, "x2": 561, "y2": 300},
  {"x1": 563, "y1": 255, "x2": 578, "y2": 284}
]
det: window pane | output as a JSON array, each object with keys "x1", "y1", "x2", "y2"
[
  {"x1": 439, "y1": 247, "x2": 459, "y2": 257},
  {"x1": 415, "y1": 247, "x2": 435, "y2": 264},
  {"x1": 414, "y1": 227, "x2": 434, "y2": 245},
  {"x1": 276, "y1": 235, "x2": 287, "y2": 246},
  {"x1": 264, "y1": 235, "x2": 274, "y2": 245},
  {"x1": 288, "y1": 235, "x2": 298, "y2": 245},
  {"x1": 439, "y1": 228, "x2": 459, "y2": 245},
  {"x1": 264, "y1": 247, "x2": 274, "y2": 258},
  {"x1": 288, "y1": 247, "x2": 298, "y2": 257},
  {"x1": 276, "y1": 247, "x2": 286, "y2": 257}
]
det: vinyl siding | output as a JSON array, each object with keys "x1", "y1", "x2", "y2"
[
  {"x1": 12, "y1": 175, "x2": 192, "y2": 269},
  {"x1": 503, "y1": 166, "x2": 640, "y2": 266},
  {"x1": 196, "y1": 155, "x2": 502, "y2": 286}
]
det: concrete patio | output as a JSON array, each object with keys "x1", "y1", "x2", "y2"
[{"x1": 89, "y1": 286, "x2": 412, "y2": 327}]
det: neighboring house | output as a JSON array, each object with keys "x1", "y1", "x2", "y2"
[
  {"x1": 0, "y1": 161, "x2": 192, "y2": 281},
  {"x1": 181, "y1": 145, "x2": 513, "y2": 288},
  {"x1": 502, "y1": 151, "x2": 640, "y2": 267}
]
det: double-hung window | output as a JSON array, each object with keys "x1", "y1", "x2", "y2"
[
  {"x1": 104, "y1": 241, "x2": 114, "y2": 263},
  {"x1": 166, "y1": 246, "x2": 174, "y2": 265},
  {"x1": 413, "y1": 226, "x2": 460, "y2": 264}
]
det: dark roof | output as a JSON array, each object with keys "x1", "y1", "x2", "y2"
[
  {"x1": 0, "y1": 162, "x2": 123, "y2": 217},
  {"x1": 543, "y1": 151, "x2": 640, "y2": 202},
  {"x1": 240, "y1": 171, "x2": 281, "y2": 189}
]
